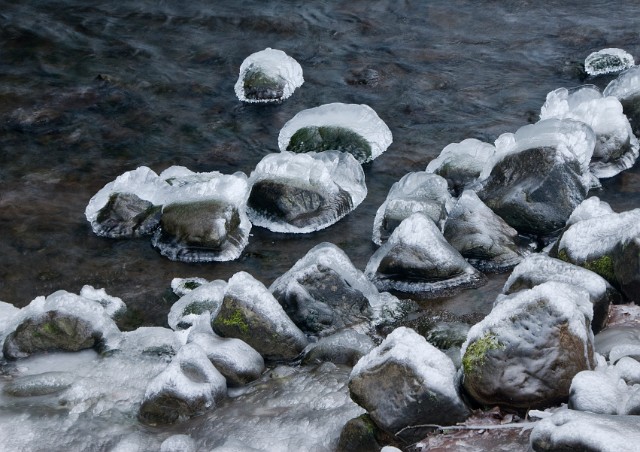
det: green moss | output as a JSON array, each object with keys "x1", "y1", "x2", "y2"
[
  {"x1": 583, "y1": 255, "x2": 616, "y2": 282},
  {"x1": 218, "y1": 309, "x2": 249, "y2": 334},
  {"x1": 462, "y1": 333, "x2": 504, "y2": 376},
  {"x1": 183, "y1": 281, "x2": 201, "y2": 290},
  {"x1": 287, "y1": 126, "x2": 372, "y2": 162},
  {"x1": 557, "y1": 248, "x2": 570, "y2": 263}
]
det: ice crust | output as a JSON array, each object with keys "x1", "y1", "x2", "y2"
[
  {"x1": 604, "y1": 65, "x2": 640, "y2": 100},
  {"x1": 234, "y1": 48, "x2": 304, "y2": 103},
  {"x1": 426, "y1": 138, "x2": 497, "y2": 185},
  {"x1": 247, "y1": 150, "x2": 367, "y2": 233},
  {"x1": 278, "y1": 103, "x2": 393, "y2": 162},
  {"x1": 171, "y1": 277, "x2": 211, "y2": 297},
  {"x1": 79, "y1": 285, "x2": 126, "y2": 319},
  {"x1": 585, "y1": 48, "x2": 635, "y2": 76},
  {"x1": 168, "y1": 280, "x2": 227, "y2": 331},
  {"x1": 565, "y1": 196, "x2": 614, "y2": 227}
]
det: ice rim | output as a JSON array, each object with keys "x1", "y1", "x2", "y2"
[
  {"x1": 234, "y1": 47, "x2": 304, "y2": 103},
  {"x1": 584, "y1": 48, "x2": 635, "y2": 77},
  {"x1": 277, "y1": 103, "x2": 393, "y2": 163}
]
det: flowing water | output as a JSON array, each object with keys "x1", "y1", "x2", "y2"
[{"x1": 1, "y1": 0, "x2": 640, "y2": 450}]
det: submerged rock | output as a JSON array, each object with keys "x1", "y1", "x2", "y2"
[
  {"x1": 365, "y1": 213, "x2": 486, "y2": 296},
  {"x1": 234, "y1": 48, "x2": 303, "y2": 103},
  {"x1": 302, "y1": 330, "x2": 375, "y2": 366},
  {"x1": 372, "y1": 171, "x2": 453, "y2": 245},
  {"x1": 349, "y1": 327, "x2": 470, "y2": 443},
  {"x1": 247, "y1": 151, "x2": 366, "y2": 233},
  {"x1": 444, "y1": 190, "x2": 527, "y2": 272},
  {"x1": 212, "y1": 272, "x2": 308, "y2": 360},
  {"x1": 585, "y1": 48, "x2": 635, "y2": 77},
  {"x1": 278, "y1": 103, "x2": 392, "y2": 163},
  {"x1": 461, "y1": 281, "x2": 596, "y2": 410},
  {"x1": 139, "y1": 343, "x2": 227, "y2": 425}
]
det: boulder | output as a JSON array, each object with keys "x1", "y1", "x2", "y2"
[
  {"x1": 168, "y1": 280, "x2": 226, "y2": 330},
  {"x1": 336, "y1": 414, "x2": 397, "y2": 452},
  {"x1": 569, "y1": 366, "x2": 640, "y2": 415},
  {"x1": 287, "y1": 126, "x2": 372, "y2": 163},
  {"x1": 114, "y1": 327, "x2": 181, "y2": 357},
  {"x1": 93, "y1": 192, "x2": 161, "y2": 238},
  {"x1": 349, "y1": 327, "x2": 470, "y2": 443},
  {"x1": 365, "y1": 213, "x2": 486, "y2": 296},
  {"x1": 212, "y1": 272, "x2": 308, "y2": 360},
  {"x1": 462, "y1": 281, "x2": 596, "y2": 410},
  {"x1": 604, "y1": 65, "x2": 640, "y2": 137},
  {"x1": 302, "y1": 330, "x2": 376, "y2": 366}
]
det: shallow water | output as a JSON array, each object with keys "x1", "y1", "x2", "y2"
[{"x1": 1, "y1": 0, "x2": 640, "y2": 449}]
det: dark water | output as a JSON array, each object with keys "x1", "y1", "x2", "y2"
[{"x1": 2, "y1": 0, "x2": 640, "y2": 330}]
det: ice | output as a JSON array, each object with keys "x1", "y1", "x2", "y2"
[
  {"x1": 0, "y1": 301, "x2": 20, "y2": 343},
  {"x1": 539, "y1": 86, "x2": 639, "y2": 178},
  {"x1": 160, "y1": 435, "x2": 197, "y2": 452},
  {"x1": 171, "y1": 277, "x2": 211, "y2": 297},
  {"x1": 278, "y1": 103, "x2": 393, "y2": 163},
  {"x1": 79, "y1": 285, "x2": 126, "y2": 319},
  {"x1": 604, "y1": 65, "x2": 640, "y2": 100},
  {"x1": 168, "y1": 280, "x2": 227, "y2": 330},
  {"x1": 585, "y1": 48, "x2": 635, "y2": 76},
  {"x1": 234, "y1": 48, "x2": 303, "y2": 103},
  {"x1": 425, "y1": 138, "x2": 497, "y2": 189},
  {"x1": 247, "y1": 150, "x2": 366, "y2": 233},
  {"x1": 372, "y1": 171, "x2": 453, "y2": 245},
  {"x1": 113, "y1": 327, "x2": 181, "y2": 357},
  {"x1": 565, "y1": 196, "x2": 614, "y2": 227}
]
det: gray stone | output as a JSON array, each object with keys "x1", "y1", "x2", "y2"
[
  {"x1": 94, "y1": 192, "x2": 161, "y2": 238},
  {"x1": 302, "y1": 330, "x2": 375, "y2": 366},
  {"x1": 242, "y1": 68, "x2": 285, "y2": 101},
  {"x1": 286, "y1": 126, "x2": 372, "y2": 163}
]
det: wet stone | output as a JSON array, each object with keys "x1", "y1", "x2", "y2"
[
  {"x1": 242, "y1": 68, "x2": 285, "y2": 101},
  {"x1": 94, "y1": 192, "x2": 161, "y2": 238},
  {"x1": 286, "y1": 126, "x2": 372, "y2": 163}
]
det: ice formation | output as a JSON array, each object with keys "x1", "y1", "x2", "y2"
[
  {"x1": 604, "y1": 65, "x2": 640, "y2": 100},
  {"x1": 247, "y1": 150, "x2": 366, "y2": 233},
  {"x1": 565, "y1": 196, "x2": 614, "y2": 227},
  {"x1": 372, "y1": 171, "x2": 453, "y2": 245},
  {"x1": 167, "y1": 280, "x2": 226, "y2": 330},
  {"x1": 585, "y1": 48, "x2": 635, "y2": 76},
  {"x1": 234, "y1": 48, "x2": 303, "y2": 103},
  {"x1": 278, "y1": 103, "x2": 392, "y2": 163},
  {"x1": 170, "y1": 277, "x2": 211, "y2": 297}
]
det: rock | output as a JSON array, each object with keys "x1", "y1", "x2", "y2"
[
  {"x1": 114, "y1": 327, "x2": 181, "y2": 357},
  {"x1": 247, "y1": 151, "x2": 366, "y2": 233},
  {"x1": 168, "y1": 280, "x2": 226, "y2": 330},
  {"x1": 595, "y1": 326, "x2": 640, "y2": 360},
  {"x1": 3, "y1": 290, "x2": 120, "y2": 360},
  {"x1": 503, "y1": 254, "x2": 621, "y2": 333},
  {"x1": 365, "y1": 213, "x2": 486, "y2": 296},
  {"x1": 160, "y1": 435, "x2": 197, "y2": 452},
  {"x1": 349, "y1": 327, "x2": 470, "y2": 443},
  {"x1": 171, "y1": 277, "x2": 211, "y2": 297},
  {"x1": 212, "y1": 272, "x2": 308, "y2": 360},
  {"x1": 462, "y1": 281, "x2": 596, "y2": 410},
  {"x1": 336, "y1": 414, "x2": 397, "y2": 452},
  {"x1": 444, "y1": 190, "x2": 527, "y2": 272},
  {"x1": 604, "y1": 66, "x2": 640, "y2": 137},
  {"x1": 478, "y1": 119, "x2": 594, "y2": 236},
  {"x1": 569, "y1": 364, "x2": 640, "y2": 416},
  {"x1": 270, "y1": 242, "x2": 379, "y2": 335},
  {"x1": 139, "y1": 343, "x2": 227, "y2": 425},
  {"x1": 93, "y1": 192, "x2": 161, "y2": 238},
  {"x1": 426, "y1": 138, "x2": 497, "y2": 194},
  {"x1": 530, "y1": 409, "x2": 640, "y2": 451},
  {"x1": 187, "y1": 318, "x2": 264, "y2": 387},
  {"x1": 234, "y1": 48, "x2": 303, "y2": 103},
  {"x1": 565, "y1": 196, "x2": 615, "y2": 227},
  {"x1": 372, "y1": 172, "x2": 453, "y2": 245},
  {"x1": 613, "y1": 236, "x2": 640, "y2": 301},
  {"x1": 302, "y1": 330, "x2": 376, "y2": 366},
  {"x1": 79, "y1": 285, "x2": 127, "y2": 320},
  {"x1": 278, "y1": 103, "x2": 393, "y2": 163},
  {"x1": 3, "y1": 371, "x2": 75, "y2": 397},
  {"x1": 585, "y1": 48, "x2": 635, "y2": 76}
]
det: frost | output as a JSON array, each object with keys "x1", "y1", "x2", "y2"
[
  {"x1": 604, "y1": 65, "x2": 640, "y2": 100},
  {"x1": 278, "y1": 103, "x2": 392, "y2": 163},
  {"x1": 566, "y1": 196, "x2": 614, "y2": 227},
  {"x1": 234, "y1": 48, "x2": 303, "y2": 103},
  {"x1": 585, "y1": 48, "x2": 635, "y2": 76}
]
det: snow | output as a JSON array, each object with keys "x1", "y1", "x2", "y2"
[
  {"x1": 278, "y1": 103, "x2": 392, "y2": 162},
  {"x1": 585, "y1": 48, "x2": 635, "y2": 76},
  {"x1": 351, "y1": 327, "x2": 460, "y2": 402},
  {"x1": 234, "y1": 48, "x2": 303, "y2": 103},
  {"x1": 566, "y1": 196, "x2": 614, "y2": 227},
  {"x1": 168, "y1": 280, "x2": 227, "y2": 330},
  {"x1": 604, "y1": 65, "x2": 640, "y2": 100}
]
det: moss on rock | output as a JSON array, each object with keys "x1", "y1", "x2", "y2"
[{"x1": 462, "y1": 333, "x2": 504, "y2": 376}]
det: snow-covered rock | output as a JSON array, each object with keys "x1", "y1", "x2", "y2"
[
  {"x1": 278, "y1": 103, "x2": 392, "y2": 163},
  {"x1": 168, "y1": 280, "x2": 226, "y2": 330},
  {"x1": 569, "y1": 365, "x2": 640, "y2": 415},
  {"x1": 585, "y1": 48, "x2": 635, "y2": 77},
  {"x1": 171, "y1": 277, "x2": 211, "y2": 297},
  {"x1": 302, "y1": 330, "x2": 375, "y2": 366},
  {"x1": 566, "y1": 196, "x2": 615, "y2": 227},
  {"x1": 605, "y1": 66, "x2": 640, "y2": 138}
]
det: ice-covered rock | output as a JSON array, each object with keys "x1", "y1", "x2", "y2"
[
  {"x1": 2, "y1": 290, "x2": 121, "y2": 360},
  {"x1": 585, "y1": 48, "x2": 635, "y2": 77},
  {"x1": 111, "y1": 433, "x2": 161, "y2": 452},
  {"x1": 503, "y1": 254, "x2": 620, "y2": 333},
  {"x1": 113, "y1": 327, "x2": 181, "y2": 357},
  {"x1": 89, "y1": 192, "x2": 162, "y2": 238},
  {"x1": 349, "y1": 327, "x2": 470, "y2": 442},
  {"x1": 461, "y1": 281, "x2": 596, "y2": 410},
  {"x1": 160, "y1": 435, "x2": 197, "y2": 452},
  {"x1": 595, "y1": 326, "x2": 640, "y2": 361},
  {"x1": 3, "y1": 371, "x2": 75, "y2": 397},
  {"x1": 171, "y1": 277, "x2": 210, "y2": 297},
  {"x1": 605, "y1": 66, "x2": 640, "y2": 138},
  {"x1": 530, "y1": 409, "x2": 640, "y2": 452},
  {"x1": 212, "y1": 272, "x2": 308, "y2": 360},
  {"x1": 425, "y1": 138, "x2": 497, "y2": 193},
  {"x1": 139, "y1": 343, "x2": 227, "y2": 425},
  {"x1": 540, "y1": 86, "x2": 639, "y2": 178},
  {"x1": 234, "y1": 48, "x2": 303, "y2": 103},
  {"x1": 270, "y1": 242, "x2": 385, "y2": 335},
  {"x1": 478, "y1": 119, "x2": 594, "y2": 236},
  {"x1": 443, "y1": 190, "x2": 527, "y2": 272},
  {"x1": 79, "y1": 285, "x2": 126, "y2": 320},
  {"x1": 566, "y1": 196, "x2": 615, "y2": 227},
  {"x1": 187, "y1": 317, "x2": 264, "y2": 387},
  {"x1": 302, "y1": 330, "x2": 375, "y2": 366},
  {"x1": 247, "y1": 151, "x2": 366, "y2": 233},
  {"x1": 569, "y1": 365, "x2": 640, "y2": 415},
  {"x1": 278, "y1": 103, "x2": 392, "y2": 163},
  {"x1": 365, "y1": 213, "x2": 486, "y2": 296},
  {"x1": 168, "y1": 280, "x2": 226, "y2": 330},
  {"x1": 372, "y1": 172, "x2": 453, "y2": 245}
]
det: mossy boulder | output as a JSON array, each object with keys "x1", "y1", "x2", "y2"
[
  {"x1": 242, "y1": 68, "x2": 285, "y2": 101},
  {"x1": 94, "y1": 192, "x2": 161, "y2": 238},
  {"x1": 286, "y1": 126, "x2": 372, "y2": 163}
]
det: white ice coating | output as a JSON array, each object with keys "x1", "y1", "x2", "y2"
[
  {"x1": 426, "y1": 138, "x2": 497, "y2": 179},
  {"x1": 278, "y1": 103, "x2": 393, "y2": 162},
  {"x1": 160, "y1": 435, "x2": 197, "y2": 452},
  {"x1": 604, "y1": 65, "x2": 640, "y2": 100},
  {"x1": 114, "y1": 327, "x2": 181, "y2": 356},
  {"x1": 372, "y1": 171, "x2": 453, "y2": 245},
  {"x1": 351, "y1": 327, "x2": 460, "y2": 402},
  {"x1": 481, "y1": 118, "x2": 596, "y2": 185},
  {"x1": 171, "y1": 277, "x2": 211, "y2": 297},
  {"x1": 539, "y1": 86, "x2": 638, "y2": 177},
  {"x1": 247, "y1": 150, "x2": 367, "y2": 233},
  {"x1": 565, "y1": 196, "x2": 614, "y2": 227},
  {"x1": 585, "y1": 48, "x2": 635, "y2": 76},
  {"x1": 79, "y1": 285, "x2": 126, "y2": 319},
  {"x1": 168, "y1": 280, "x2": 227, "y2": 331},
  {"x1": 558, "y1": 208, "x2": 640, "y2": 263},
  {"x1": 234, "y1": 48, "x2": 304, "y2": 103},
  {"x1": 0, "y1": 301, "x2": 20, "y2": 343},
  {"x1": 462, "y1": 281, "x2": 594, "y2": 357}
]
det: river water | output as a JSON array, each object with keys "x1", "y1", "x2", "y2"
[{"x1": 1, "y1": 0, "x2": 640, "y2": 450}]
